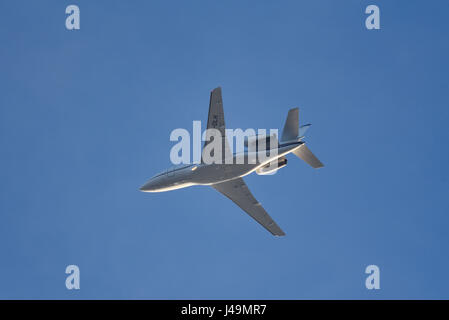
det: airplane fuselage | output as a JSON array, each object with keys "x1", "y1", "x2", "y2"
[
  {"x1": 140, "y1": 142, "x2": 303, "y2": 192},
  {"x1": 140, "y1": 87, "x2": 324, "y2": 236}
]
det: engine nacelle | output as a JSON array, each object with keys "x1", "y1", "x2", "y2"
[
  {"x1": 256, "y1": 158, "x2": 287, "y2": 175},
  {"x1": 244, "y1": 133, "x2": 278, "y2": 150}
]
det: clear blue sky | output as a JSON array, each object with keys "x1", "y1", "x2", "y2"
[{"x1": 1, "y1": 0, "x2": 448, "y2": 299}]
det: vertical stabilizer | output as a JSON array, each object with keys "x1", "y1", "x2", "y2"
[{"x1": 281, "y1": 108, "x2": 299, "y2": 142}]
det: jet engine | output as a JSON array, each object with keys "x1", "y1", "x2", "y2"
[{"x1": 256, "y1": 157, "x2": 287, "y2": 175}]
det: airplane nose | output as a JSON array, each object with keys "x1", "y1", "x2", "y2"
[{"x1": 139, "y1": 179, "x2": 156, "y2": 192}]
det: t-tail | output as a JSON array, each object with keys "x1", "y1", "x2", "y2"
[{"x1": 281, "y1": 108, "x2": 324, "y2": 168}]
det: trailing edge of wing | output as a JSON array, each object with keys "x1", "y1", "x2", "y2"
[{"x1": 212, "y1": 178, "x2": 286, "y2": 236}]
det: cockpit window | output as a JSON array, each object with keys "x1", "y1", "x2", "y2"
[{"x1": 151, "y1": 164, "x2": 194, "y2": 179}]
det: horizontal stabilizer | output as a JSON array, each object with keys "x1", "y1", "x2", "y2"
[
  {"x1": 293, "y1": 144, "x2": 324, "y2": 168},
  {"x1": 298, "y1": 124, "x2": 311, "y2": 138}
]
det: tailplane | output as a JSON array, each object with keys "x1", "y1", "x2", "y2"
[
  {"x1": 293, "y1": 144, "x2": 324, "y2": 168},
  {"x1": 281, "y1": 108, "x2": 324, "y2": 169}
]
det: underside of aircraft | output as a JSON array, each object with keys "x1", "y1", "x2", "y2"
[
  {"x1": 204, "y1": 87, "x2": 323, "y2": 236},
  {"x1": 141, "y1": 87, "x2": 324, "y2": 236}
]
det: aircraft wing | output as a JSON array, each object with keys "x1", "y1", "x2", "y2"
[
  {"x1": 202, "y1": 87, "x2": 232, "y2": 163},
  {"x1": 212, "y1": 178, "x2": 286, "y2": 236}
]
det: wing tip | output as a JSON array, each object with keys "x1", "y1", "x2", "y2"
[{"x1": 272, "y1": 228, "x2": 286, "y2": 237}]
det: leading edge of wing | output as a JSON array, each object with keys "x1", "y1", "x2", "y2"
[{"x1": 212, "y1": 178, "x2": 286, "y2": 236}]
